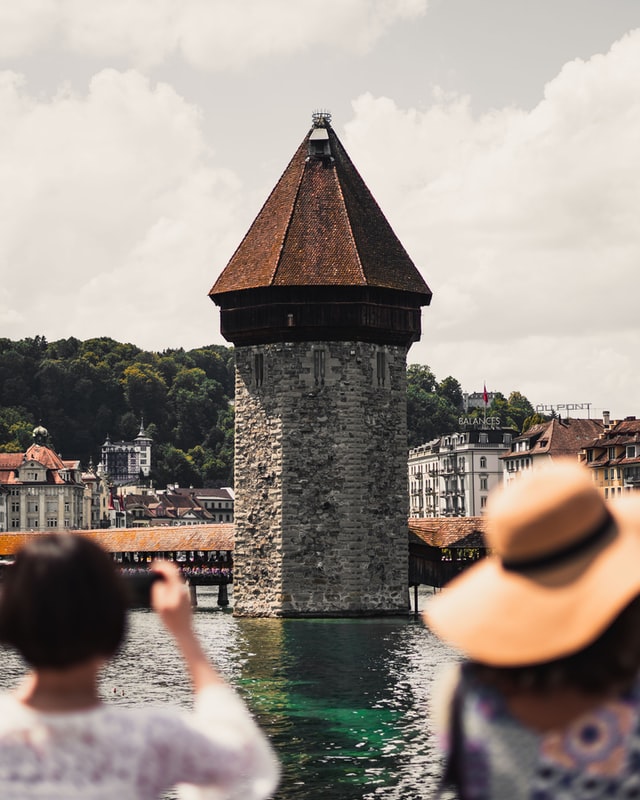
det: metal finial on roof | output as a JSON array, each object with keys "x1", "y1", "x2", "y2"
[
  {"x1": 312, "y1": 110, "x2": 332, "y2": 128},
  {"x1": 32, "y1": 425, "x2": 48, "y2": 445}
]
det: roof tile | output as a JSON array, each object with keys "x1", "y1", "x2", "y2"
[
  {"x1": 210, "y1": 122, "x2": 431, "y2": 300},
  {"x1": 0, "y1": 525, "x2": 235, "y2": 556},
  {"x1": 409, "y1": 517, "x2": 486, "y2": 548}
]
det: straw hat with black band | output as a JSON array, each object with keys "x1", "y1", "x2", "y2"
[{"x1": 423, "y1": 459, "x2": 640, "y2": 667}]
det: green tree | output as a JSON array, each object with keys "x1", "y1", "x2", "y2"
[
  {"x1": 168, "y1": 367, "x2": 225, "y2": 451},
  {"x1": 407, "y1": 364, "x2": 459, "y2": 447},
  {"x1": 506, "y1": 391, "x2": 535, "y2": 432},
  {"x1": 0, "y1": 407, "x2": 34, "y2": 452},
  {"x1": 121, "y1": 363, "x2": 168, "y2": 424},
  {"x1": 407, "y1": 364, "x2": 437, "y2": 393},
  {"x1": 437, "y1": 376, "x2": 464, "y2": 410},
  {"x1": 152, "y1": 444, "x2": 201, "y2": 488}
]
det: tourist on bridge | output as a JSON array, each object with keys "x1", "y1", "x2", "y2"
[
  {"x1": 425, "y1": 459, "x2": 640, "y2": 800},
  {"x1": 0, "y1": 534, "x2": 279, "y2": 799}
]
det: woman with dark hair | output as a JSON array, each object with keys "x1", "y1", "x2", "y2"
[
  {"x1": 0, "y1": 534, "x2": 279, "y2": 799},
  {"x1": 424, "y1": 460, "x2": 640, "y2": 800}
]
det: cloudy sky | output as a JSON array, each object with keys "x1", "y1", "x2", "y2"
[{"x1": 2, "y1": 0, "x2": 639, "y2": 420}]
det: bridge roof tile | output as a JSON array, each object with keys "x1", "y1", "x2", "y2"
[
  {"x1": 0, "y1": 525, "x2": 235, "y2": 556},
  {"x1": 1, "y1": 520, "x2": 487, "y2": 557},
  {"x1": 409, "y1": 517, "x2": 486, "y2": 549}
]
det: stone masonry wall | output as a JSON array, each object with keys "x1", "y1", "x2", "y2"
[{"x1": 234, "y1": 340, "x2": 409, "y2": 617}]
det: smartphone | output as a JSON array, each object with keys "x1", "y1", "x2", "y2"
[{"x1": 122, "y1": 572, "x2": 164, "y2": 608}]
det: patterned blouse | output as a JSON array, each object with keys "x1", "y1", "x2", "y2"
[
  {"x1": 0, "y1": 685, "x2": 279, "y2": 799},
  {"x1": 435, "y1": 664, "x2": 640, "y2": 800}
]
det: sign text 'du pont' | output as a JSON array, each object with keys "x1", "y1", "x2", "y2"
[{"x1": 535, "y1": 403, "x2": 591, "y2": 413}]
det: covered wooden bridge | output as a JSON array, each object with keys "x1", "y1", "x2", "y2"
[
  {"x1": 408, "y1": 517, "x2": 488, "y2": 611},
  {"x1": 0, "y1": 525, "x2": 235, "y2": 606},
  {"x1": 0, "y1": 519, "x2": 488, "y2": 611}
]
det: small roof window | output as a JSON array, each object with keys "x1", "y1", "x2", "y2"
[{"x1": 308, "y1": 127, "x2": 331, "y2": 159}]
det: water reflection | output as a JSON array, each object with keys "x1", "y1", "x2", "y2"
[
  {"x1": 235, "y1": 609, "x2": 455, "y2": 799},
  {"x1": 0, "y1": 587, "x2": 456, "y2": 799}
]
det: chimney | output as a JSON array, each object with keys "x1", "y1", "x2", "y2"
[{"x1": 603, "y1": 410, "x2": 610, "y2": 427}]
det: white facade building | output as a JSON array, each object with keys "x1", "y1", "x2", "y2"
[
  {"x1": 99, "y1": 421, "x2": 152, "y2": 485},
  {"x1": 409, "y1": 427, "x2": 514, "y2": 517}
]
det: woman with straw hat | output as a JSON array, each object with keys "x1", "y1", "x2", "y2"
[{"x1": 424, "y1": 459, "x2": 640, "y2": 800}]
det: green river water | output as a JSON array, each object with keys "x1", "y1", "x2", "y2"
[{"x1": 0, "y1": 587, "x2": 456, "y2": 799}]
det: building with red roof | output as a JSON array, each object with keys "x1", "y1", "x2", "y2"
[
  {"x1": 0, "y1": 426, "x2": 86, "y2": 531},
  {"x1": 501, "y1": 417, "x2": 604, "y2": 482},
  {"x1": 579, "y1": 415, "x2": 640, "y2": 498}
]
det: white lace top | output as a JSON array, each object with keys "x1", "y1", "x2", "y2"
[{"x1": 0, "y1": 685, "x2": 279, "y2": 800}]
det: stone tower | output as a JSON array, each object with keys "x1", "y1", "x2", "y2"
[{"x1": 209, "y1": 112, "x2": 431, "y2": 617}]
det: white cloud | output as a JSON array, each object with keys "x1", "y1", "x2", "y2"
[
  {"x1": 0, "y1": 0, "x2": 428, "y2": 69},
  {"x1": 1, "y1": 8, "x2": 638, "y2": 418},
  {"x1": 0, "y1": 1, "x2": 58, "y2": 58},
  {"x1": 0, "y1": 68, "x2": 243, "y2": 349},
  {"x1": 343, "y1": 29, "x2": 640, "y2": 415},
  {"x1": 415, "y1": 333, "x2": 638, "y2": 423}
]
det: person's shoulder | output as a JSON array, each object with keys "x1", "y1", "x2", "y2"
[{"x1": 0, "y1": 692, "x2": 23, "y2": 720}]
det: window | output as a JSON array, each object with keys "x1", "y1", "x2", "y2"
[
  {"x1": 47, "y1": 518, "x2": 58, "y2": 527},
  {"x1": 480, "y1": 476, "x2": 488, "y2": 491},
  {"x1": 479, "y1": 456, "x2": 487, "y2": 469},
  {"x1": 11, "y1": 502, "x2": 19, "y2": 513},
  {"x1": 627, "y1": 446, "x2": 636, "y2": 458},
  {"x1": 376, "y1": 351, "x2": 386, "y2": 387},
  {"x1": 314, "y1": 349, "x2": 325, "y2": 386},
  {"x1": 480, "y1": 496, "x2": 487, "y2": 509},
  {"x1": 609, "y1": 447, "x2": 616, "y2": 460},
  {"x1": 479, "y1": 433, "x2": 488, "y2": 444},
  {"x1": 254, "y1": 353, "x2": 264, "y2": 387}
]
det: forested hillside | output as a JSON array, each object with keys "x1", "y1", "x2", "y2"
[
  {"x1": 0, "y1": 336, "x2": 235, "y2": 487},
  {"x1": 0, "y1": 337, "x2": 539, "y2": 487},
  {"x1": 405, "y1": 364, "x2": 542, "y2": 448}
]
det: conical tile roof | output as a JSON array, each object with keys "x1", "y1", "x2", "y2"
[{"x1": 210, "y1": 117, "x2": 431, "y2": 300}]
